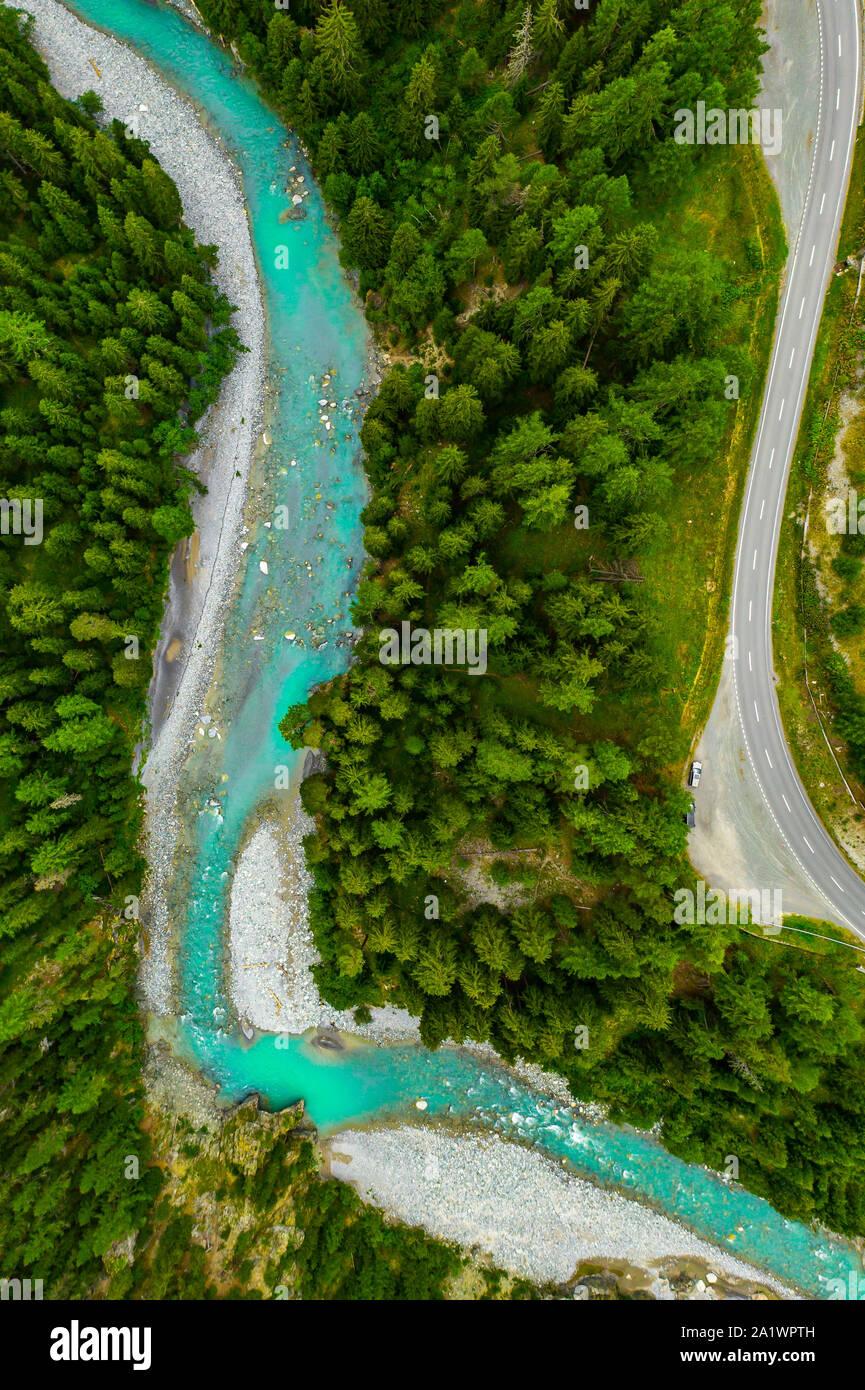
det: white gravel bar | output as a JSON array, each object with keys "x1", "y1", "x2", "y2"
[
  {"x1": 327, "y1": 1126, "x2": 795, "y2": 1297},
  {"x1": 12, "y1": 0, "x2": 268, "y2": 1011},
  {"x1": 229, "y1": 810, "x2": 419, "y2": 1040}
]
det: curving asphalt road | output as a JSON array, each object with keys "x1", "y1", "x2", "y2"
[{"x1": 730, "y1": 0, "x2": 865, "y2": 933}]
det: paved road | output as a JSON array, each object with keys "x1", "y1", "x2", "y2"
[{"x1": 730, "y1": 0, "x2": 865, "y2": 932}]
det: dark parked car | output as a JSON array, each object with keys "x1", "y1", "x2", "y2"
[{"x1": 685, "y1": 800, "x2": 696, "y2": 829}]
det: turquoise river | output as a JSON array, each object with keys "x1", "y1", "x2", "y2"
[{"x1": 60, "y1": 0, "x2": 865, "y2": 1297}]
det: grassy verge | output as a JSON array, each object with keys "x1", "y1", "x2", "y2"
[
  {"x1": 662, "y1": 144, "x2": 788, "y2": 746},
  {"x1": 742, "y1": 913, "x2": 865, "y2": 963},
  {"x1": 773, "y1": 135, "x2": 865, "y2": 872}
]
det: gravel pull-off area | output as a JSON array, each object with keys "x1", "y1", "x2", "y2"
[
  {"x1": 760, "y1": 0, "x2": 821, "y2": 240},
  {"x1": 12, "y1": 0, "x2": 268, "y2": 1013},
  {"x1": 690, "y1": 664, "x2": 833, "y2": 921},
  {"x1": 326, "y1": 1126, "x2": 793, "y2": 1297}
]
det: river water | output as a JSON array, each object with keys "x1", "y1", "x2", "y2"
[{"x1": 60, "y1": 0, "x2": 865, "y2": 1296}]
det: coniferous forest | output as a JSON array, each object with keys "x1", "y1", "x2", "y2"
[
  {"x1": 0, "y1": 4, "x2": 242, "y2": 1289},
  {"x1": 203, "y1": 0, "x2": 865, "y2": 1239},
  {"x1": 4, "y1": 0, "x2": 865, "y2": 1303}
]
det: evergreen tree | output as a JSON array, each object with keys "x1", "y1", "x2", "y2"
[
  {"x1": 315, "y1": 1, "x2": 366, "y2": 104},
  {"x1": 342, "y1": 195, "x2": 391, "y2": 270}
]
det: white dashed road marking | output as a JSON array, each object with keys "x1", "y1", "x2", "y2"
[{"x1": 725, "y1": 2, "x2": 865, "y2": 939}]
